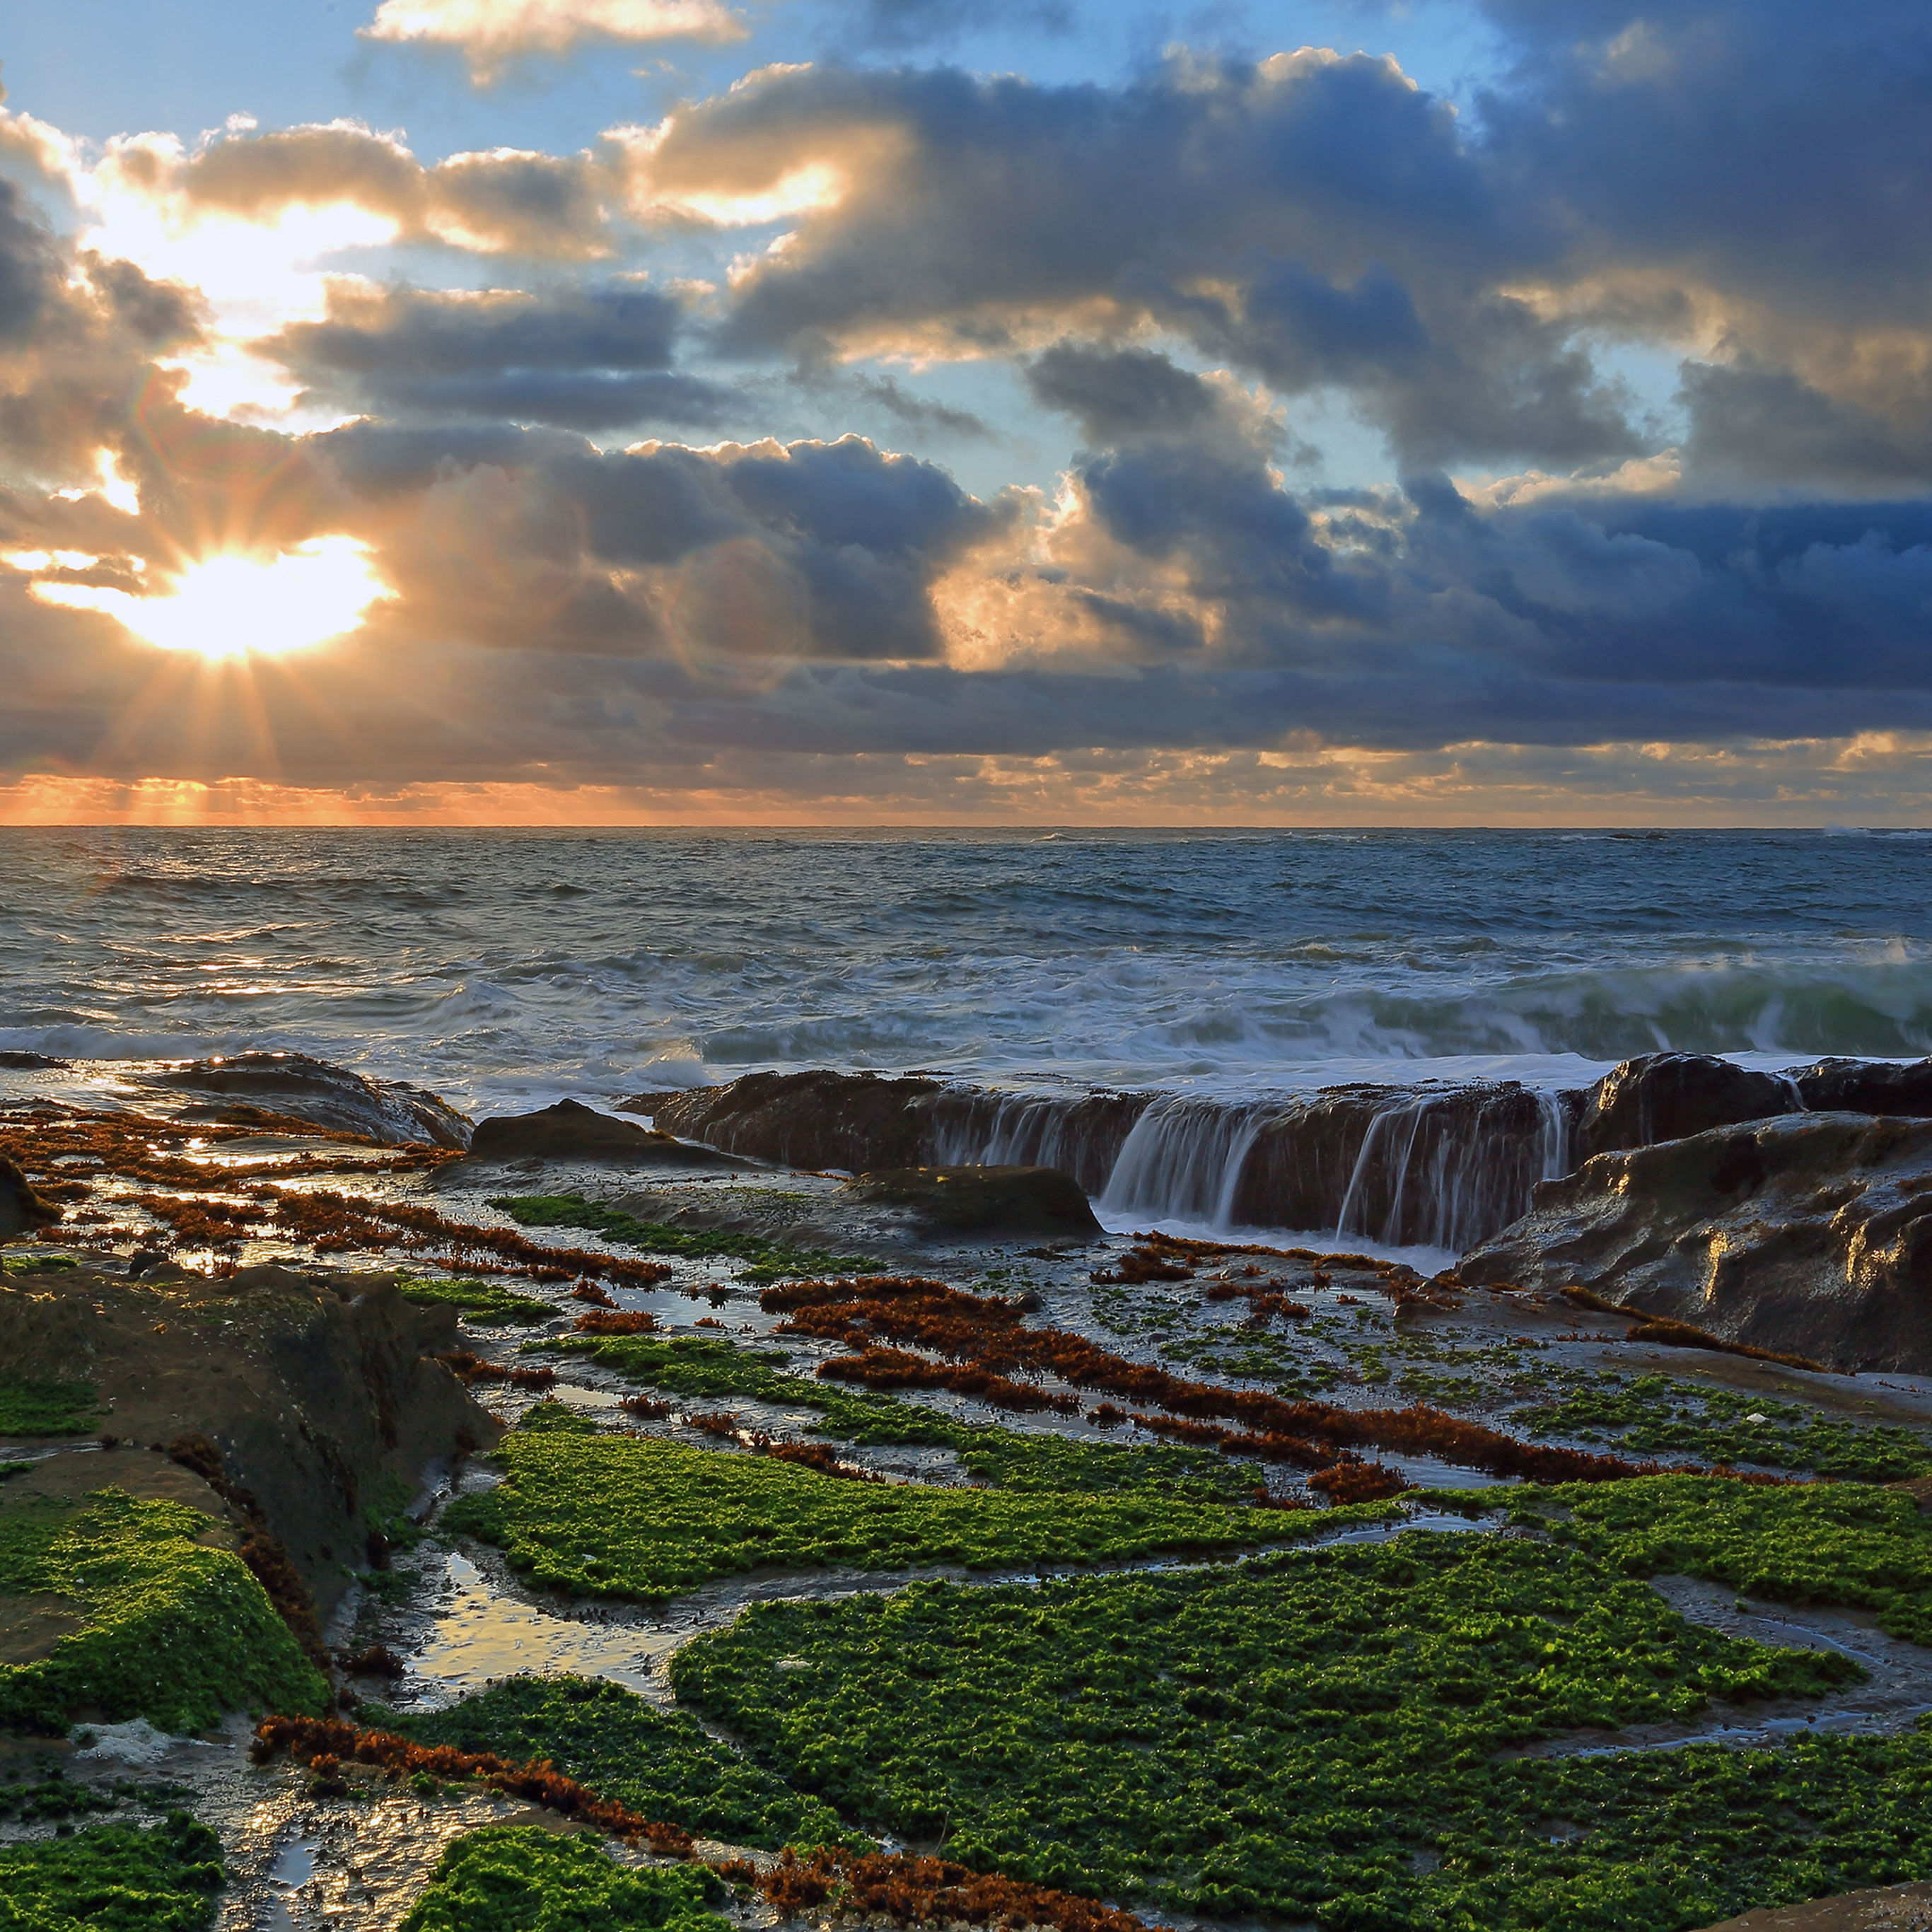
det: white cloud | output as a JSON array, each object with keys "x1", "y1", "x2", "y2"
[{"x1": 361, "y1": 0, "x2": 746, "y2": 78}]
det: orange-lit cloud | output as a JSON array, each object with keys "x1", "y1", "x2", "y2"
[{"x1": 361, "y1": 0, "x2": 747, "y2": 81}]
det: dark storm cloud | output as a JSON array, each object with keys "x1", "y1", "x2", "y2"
[
  {"x1": 0, "y1": 177, "x2": 58, "y2": 345},
  {"x1": 633, "y1": 1, "x2": 1932, "y2": 483},
  {"x1": 308, "y1": 425, "x2": 1016, "y2": 661},
  {"x1": 1025, "y1": 344, "x2": 1216, "y2": 443},
  {"x1": 260, "y1": 282, "x2": 731, "y2": 431},
  {"x1": 651, "y1": 52, "x2": 1639, "y2": 471}
]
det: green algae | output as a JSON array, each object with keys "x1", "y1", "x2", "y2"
[
  {"x1": 384, "y1": 1675, "x2": 858, "y2": 1850},
  {"x1": 1515, "y1": 1472, "x2": 1932, "y2": 1644},
  {"x1": 394, "y1": 1276, "x2": 556, "y2": 1325},
  {"x1": 0, "y1": 1489, "x2": 328, "y2": 1733},
  {"x1": 0, "y1": 1379, "x2": 101, "y2": 1440},
  {"x1": 0, "y1": 1814, "x2": 223, "y2": 1932},
  {"x1": 400, "y1": 1826, "x2": 728, "y2": 1932},
  {"x1": 1512, "y1": 1373, "x2": 1932, "y2": 1482},
  {"x1": 540, "y1": 1332, "x2": 1252, "y2": 1499},
  {"x1": 670, "y1": 1511, "x2": 1904, "y2": 1928},
  {"x1": 487, "y1": 1194, "x2": 878, "y2": 1281},
  {"x1": 442, "y1": 1416, "x2": 1377, "y2": 1602}
]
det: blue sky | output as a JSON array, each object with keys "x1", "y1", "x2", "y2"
[{"x1": 1, "y1": 0, "x2": 1929, "y2": 824}]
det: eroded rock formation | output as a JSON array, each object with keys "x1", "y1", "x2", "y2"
[
  {"x1": 147, "y1": 1052, "x2": 474, "y2": 1148},
  {"x1": 1460, "y1": 1112, "x2": 1932, "y2": 1373}
]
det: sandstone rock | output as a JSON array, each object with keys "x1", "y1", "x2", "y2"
[
  {"x1": 468, "y1": 1097, "x2": 733, "y2": 1165},
  {"x1": 846, "y1": 1165, "x2": 1103, "y2": 1238},
  {"x1": 1460, "y1": 1112, "x2": 1932, "y2": 1373},
  {"x1": 0, "y1": 1151, "x2": 59, "y2": 1239},
  {"x1": 1794, "y1": 1057, "x2": 1932, "y2": 1116},
  {"x1": 1575, "y1": 1052, "x2": 1800, "y2": 1160},
  {"x1": 149, "y1": 1052, "x2": 472, "y2": 1148}
]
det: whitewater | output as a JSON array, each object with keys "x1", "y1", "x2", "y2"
[{"x1": 4, "y1": 826, "x2": 1931, "y2": 1117}]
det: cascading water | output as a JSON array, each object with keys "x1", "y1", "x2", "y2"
[
  {"x1": 1095, "y1": 1098, "x2": 1279, "y2": 1226},
  {"x1": 939, "y1": 1080, "x2": 1580, "y2": 1248}
]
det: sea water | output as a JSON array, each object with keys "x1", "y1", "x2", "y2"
[{"x1": 1, "y1": 825, "x2": 1930, "y2": 1115}]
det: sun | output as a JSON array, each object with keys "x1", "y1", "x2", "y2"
[{"x1": 30, "y1": 537, "x2": 390, "y2": 659}]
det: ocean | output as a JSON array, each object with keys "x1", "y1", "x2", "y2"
[{"x1": 4, "y1": 826, "x2": 1930, "y2": 1119}]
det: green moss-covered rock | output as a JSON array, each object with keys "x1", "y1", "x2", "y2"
[
  {"x1": 672, "y1": 1518, "x2": 1895, "y2": 1926},
  {"x1": 387, "y1": 1675, "x2": 857, "y2": 1851},
  {"x1": 400, "y1": 1827, "x2": 729, "y2": 1932},
  {"x1": 0, "y1": 1378, "x2": 100, "y2": 1439},
  {"x1": 394, "y1": 1278, "x2": 555, "y2": 1326},
  {"x1": 0, "y1": 1814, "x2": 223, "y2": 1932},
  {"x1": 0, "y1": 1489, "x2": 329, "y2": 1733},
  {"x1": 444, "y1": 1426, "x2": 1371, "y2": 1602}
]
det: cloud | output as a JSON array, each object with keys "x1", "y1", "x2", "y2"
[
  {"x1": 0, "y1": 178, "x2": 59, "y2": 346},
  {"x1": 361, "y1": 0, "x2": 747, "y2": 79},
  {"x1": 1472, "y1": 0, "x2": 1932, "y2": 485},
  {"x1": 257, "y1": 281, "x2": 732, "y2": 431},
  {"x1": 642, "y1": 52, "x2": 1638, "y2": 471},
  {"x1": 1025, "y1": 344, "x2": 1217, "y2": 444},
  {"x1": 837, "y1": 0, "x2": 1074, "y2": 51},
  {"x1": 154, "y1": 122, "x2": 617, "y2": 257}
]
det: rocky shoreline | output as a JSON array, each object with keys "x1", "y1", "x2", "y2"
[{"x1": 4, "y1": 1049, "x2": 1932, "y2": 1928}]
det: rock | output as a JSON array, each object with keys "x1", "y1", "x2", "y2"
[
  {"x1": 1793, "y1": 1057, "x2": 1932, "y2": 1116},
  {"x1": 1460, "y1": 1112, "x2": 1932, "y2": 1373},
  {"x1": 0, "y1": 1259, "x2": 500, "y2": 1613},
  {"x1": 1689, "y1": 1878, "x2": 1932, "y2": 1931},
  {"x1": 148, "y1": 1052, "x2": 472, "y2": 1148},
  {"x1": 846, "y1": 1165, "x2": 1103, "y2": 1239},
  {"x1": 0, "y1": 1152, "x2": 60, "y2": 1239},
  {"x1": 467, "y1": 1098, "x2": 735, "y2": 1165},
  {"x1": 612, "y1": 1088, "x2": 707, "y2": 1117},
  {"x1": 1575, "y1": 1053, "x2": 1800, "y2": 1160},
  {"x1": 654, "y1": 1069, "x2": 950, "y2": 1171},
  {"x1": 1887, "y1": 1474, "x2": 1932, "y2": 1514}
]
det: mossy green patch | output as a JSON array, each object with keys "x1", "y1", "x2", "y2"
[
  {"x1": 488, "y1": 1194, "x2": 877, "y2": 1281},
  {"x1": 542, "y1": 1332, "x2": 1251, "y2": 1500},
  {"x1": 443, "y1": 1424, "x2": 1372, "y2": 1602},
  {"x1": 0, "y1": 1814, "x2": 223, "y2": 1932},
  {"x1": 400, "y1": 1826, "x2": 728, "y2": 1932},
  {"x1": 671, "y1": 1511, "x2": 1896, "y2": 1928},
  {"x1": 0, "y1": 1488, "x2": 329, "y2": 1733},
  {"x1": 385, "y1": 1674, "x2": 858, "y2": 1850},
  {"x1": 0, "y1": 1379, "x2": 100, "y2": 1439},
  {"x1": 1515, "y1": 1472, "x2": 1932, "y2": 1644},
  {"x1": 1513, "y1": 1374, "x2": 1932, "y2": 1483},
  {"x1": 394, "y1": 1276, "x2": 556, "y2": 1325}
]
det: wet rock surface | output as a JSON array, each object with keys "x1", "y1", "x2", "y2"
[
  {"x1": 844, "y1": 1165, "x2": 1102, "y2": 1239},
  {"x1": 0, "y1": 1259, "x2": 500, "y2": 1614},
  {"x1": 0, "y1": 1152, "x2": 59, "y2": 1239},
  {"x1": 1574, "y1": 1053, "x2": 1802, "y2": 1159},
  {"x1": 1461, "y1": 1112, "x2": 1932, "y2": 1373},
  {"x1": 146, "y1": 1053, "x2": 475, "y2": 1149},
  {"x1": 468, "y1": 1100, "x2": 740, "y2": 1168}
]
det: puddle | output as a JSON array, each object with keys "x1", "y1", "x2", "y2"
[{"x1": 402, "y1": 1552, "x2": 668, "y2": 1703}]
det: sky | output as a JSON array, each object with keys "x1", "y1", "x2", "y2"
[{"x1": 1, "y1": 0, "x2": 1930, "y2": 825}]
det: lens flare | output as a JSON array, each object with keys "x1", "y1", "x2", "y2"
[{"x1": 30, "y1": 537, "x2": 390, "y2": 658}]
